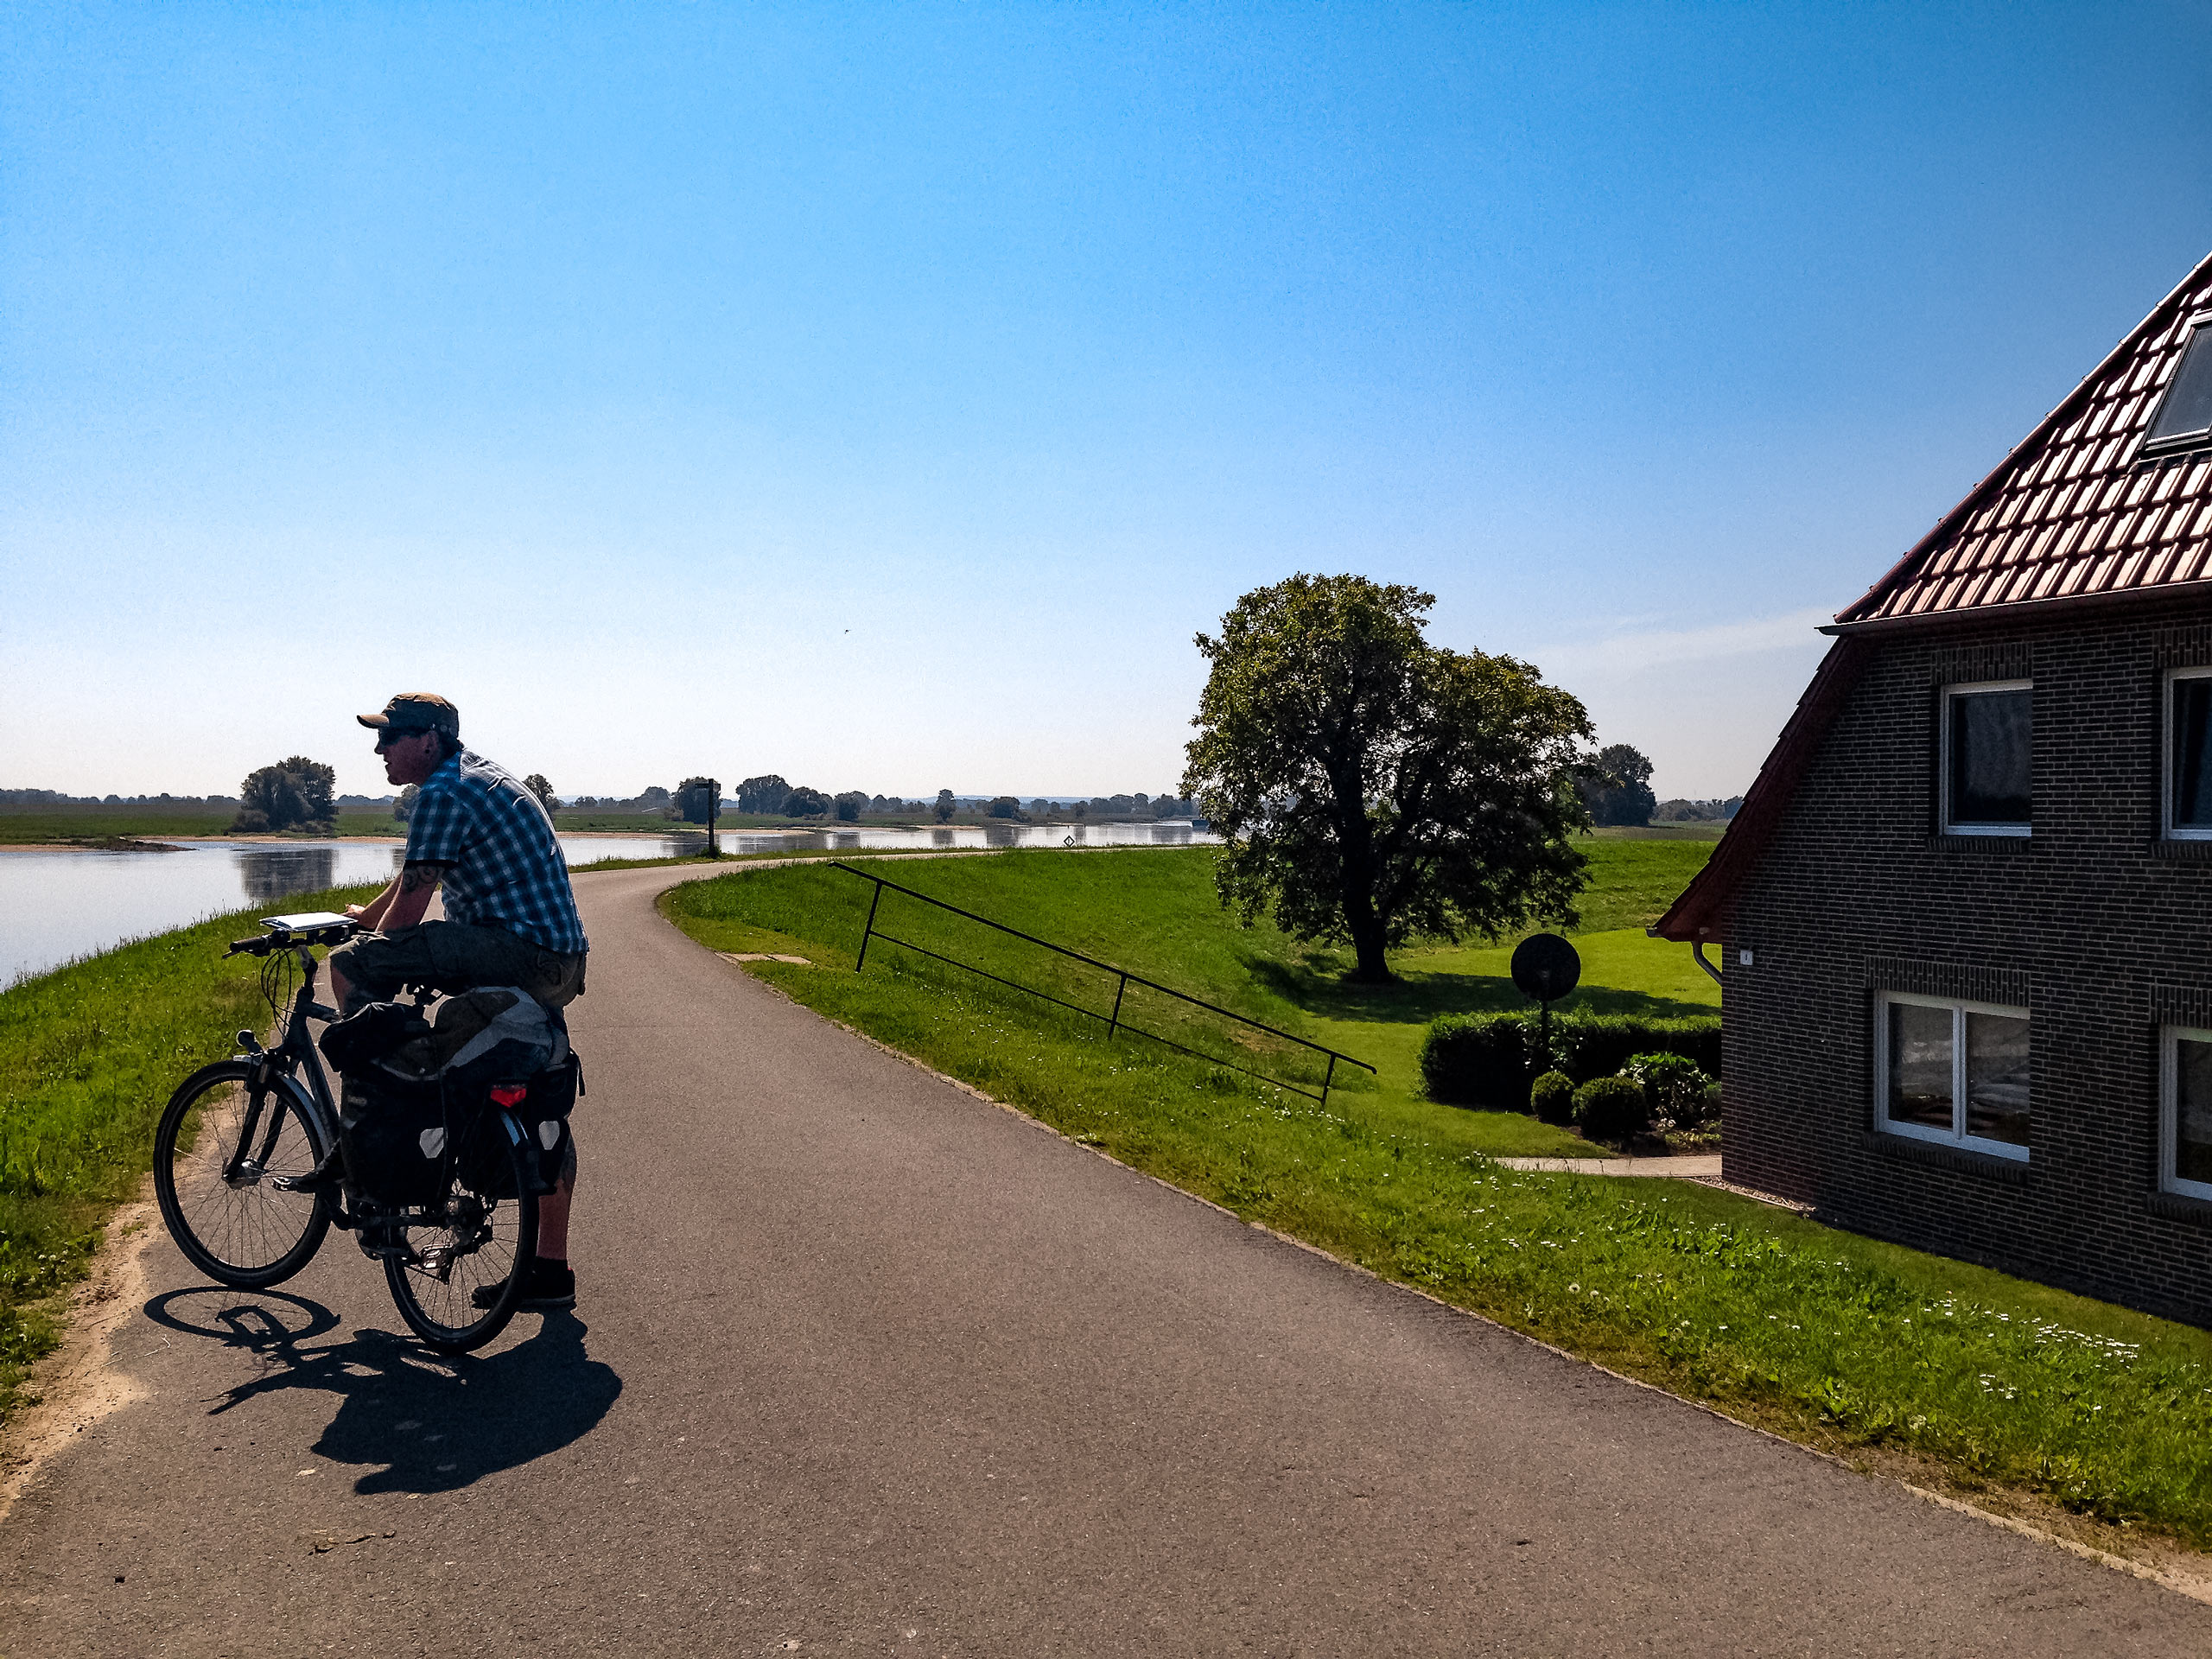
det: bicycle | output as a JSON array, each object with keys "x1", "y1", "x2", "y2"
[{"x1": 151, "y1": 911, "x2": 571, "y2": 1353}]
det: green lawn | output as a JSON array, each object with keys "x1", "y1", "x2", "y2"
[
  {"x1": 671, "y1": 841, "x2": 1715, "y2": 1160},
  {"x1": 665, "y1": 846, "x2": 2212, "y2": 1547}
]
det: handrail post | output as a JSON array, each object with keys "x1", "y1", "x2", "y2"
[
  {"x1": 1109, "y1": 972, "x2": 1127, "y2": 1037},
  {"x1": 1322, "y1": 1052, "x2": 1337, "y2": 1110},
  {"x1": 856, "y1": 878, "x2": 884, "y2": 970}
]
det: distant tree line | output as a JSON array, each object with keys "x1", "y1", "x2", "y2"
[{"x1": 1654, "y1": 797, "x2": 1742, "y2": 822}]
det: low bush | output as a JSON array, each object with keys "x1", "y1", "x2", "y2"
[
  {"x1": 1623, "y1": 1052, "x2": 1713, "y2": 1128},
  {"x1": 1550, "y1": 1014, "x2": 1720, "y2": 1084},
  {"x1": 1573, "y1": 1074, "x2": 1649, "y2": 1143},
  {"x1": 1529, "y1": 1069, "x2": 1575, "y2": 1124},
  {"x1": 1421, "y1": 1009, "x2": 1720, "y2": 1109}
]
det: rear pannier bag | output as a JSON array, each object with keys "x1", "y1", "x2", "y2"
[
  {"x1": 336, "y1": 1072, "x2": 451, "y2": 1209},
  {"x1": 321, "y1": 988, "x2": 576, "y2": 1207}
]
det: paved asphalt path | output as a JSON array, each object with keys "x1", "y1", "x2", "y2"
[{"x1": 5, "y1": 861, "x2": 2211, "y2": 1656}]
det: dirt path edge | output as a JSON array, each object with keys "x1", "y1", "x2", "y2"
[{"x1": 0, "y1": 1189, "x2": 157, "y2": 1529}]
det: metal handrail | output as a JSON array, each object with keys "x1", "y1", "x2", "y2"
[{"x1": 829, "y1": 861, "x2": 1376, "y2": 1109}]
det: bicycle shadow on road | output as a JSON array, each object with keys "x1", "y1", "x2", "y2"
[{"x1": 143, "y1": 1287, "x2": 624, "y2": 1496}]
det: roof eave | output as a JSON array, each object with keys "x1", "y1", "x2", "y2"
[{"x1": 1821, "y1": 575, "x2": 2212, "y2": 637}]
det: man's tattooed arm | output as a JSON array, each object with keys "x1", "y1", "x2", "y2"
[{"x1": 378, "y1": 861, "x2": 449, "y2": 931}]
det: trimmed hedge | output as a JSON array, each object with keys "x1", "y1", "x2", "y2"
[{"x1": 1419, "y1": 1010, "x2": 1721, "y2": 1109}]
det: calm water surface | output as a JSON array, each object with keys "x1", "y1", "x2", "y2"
[{"x1": 1, "y1": 821, "x2": 1215, "y2": 988}]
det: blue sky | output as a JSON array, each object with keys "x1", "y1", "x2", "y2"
[{"x1": 5, "y1": 2, "x2": 2211, "y2": 803}]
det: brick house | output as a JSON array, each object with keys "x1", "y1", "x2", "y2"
[{"x1": 1655, "y1": 247, "x2": 2212, "y2": 1324}]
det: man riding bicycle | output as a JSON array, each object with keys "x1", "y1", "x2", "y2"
[{"x1": 322, "y1": 692, "x2": 589, "y2": 1310}]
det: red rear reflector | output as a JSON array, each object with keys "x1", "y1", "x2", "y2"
[{"x1": 490, "y1": 1084, "x2": 529, "y2": 1108}]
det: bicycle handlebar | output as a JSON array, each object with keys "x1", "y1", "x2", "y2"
[{"x1": 225, "y1": 921, "x2": 358, "y2": 957}]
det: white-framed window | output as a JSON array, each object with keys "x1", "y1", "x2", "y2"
[
  {"x1": 2160, "y1": 1026, "x2": 2212, "y2": 1199},
  {"x1": 2166, "y1": 667, "x2": 2212, "y2": 839},
  {"x1": 1875, "y1": 991, "x2": 2031, "y2": 1160},
  {"x1": 1941, "y1": 680, "x2": 2031, "y2": 836}
]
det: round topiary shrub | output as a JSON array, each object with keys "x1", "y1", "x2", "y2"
[
  {"x1": 1572, "y1": 1074, "x2": 1649, "y2": 1144},
  {"x1": 1529, "y1": 1069, "x2": 1574, "y2": 1124}
]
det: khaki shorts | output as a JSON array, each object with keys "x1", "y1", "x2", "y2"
[{"x1": 329, "y1": 922, "x2": 587, "y2": 1016}]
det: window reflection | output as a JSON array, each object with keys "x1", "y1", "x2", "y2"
[
  {"x1": 1887, "y1": 1002, "x2": 1954, "y2": 1130},
  {"x1": 2176, "y1": 1038, "x2": 2212, "y2": 1187},
  {"x1": 1948, "y1": 687, "x2": 2031, "y2": 827},
  {"x1": 2173, "y1": 676, "x2": 2212, "y2": 830},
  {"x1": 1964, "y1": 1012, "x2": 2031, "y2": 1147}
]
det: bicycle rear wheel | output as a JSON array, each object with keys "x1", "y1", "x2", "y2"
[
  {"x1": 383, "y1": 1116, "x2": 539, "y2": 1353},
  {"x1": 153, "y1": 1061, "x2": 332, "y2": 1288}
]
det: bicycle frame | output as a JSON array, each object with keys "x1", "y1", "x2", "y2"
[
  {"x1": 227, "y1": 937, "x2": 549, "y2": 1223},
  {"x1": 226, "y1": 939, "x2": 344, "y2": 1185}
]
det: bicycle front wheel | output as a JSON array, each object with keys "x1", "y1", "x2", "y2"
[
  {"x1": 153, "y1": 1061, "x2": 332, "y2": 1288},
  {"x1": 384, "y1": 1116, "x2": 540, "y2": 1354}
]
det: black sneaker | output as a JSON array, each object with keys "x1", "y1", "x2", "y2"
[{"x1": 472, "y1": 1259, "x2": 575, "y2": 1312}]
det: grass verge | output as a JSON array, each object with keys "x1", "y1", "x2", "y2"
[
  {"x1": 666, "y1": 849, "x2": 2212, "y2": 1548},
  {"x1": 0, "y1": 880, "x2": 383, "y2": 1418}
]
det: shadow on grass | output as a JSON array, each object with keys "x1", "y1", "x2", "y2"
[{"x1": 1243, "y1": 953, "x2": 1715, "y2": 1027}]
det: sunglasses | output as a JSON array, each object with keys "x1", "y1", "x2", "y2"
[{"x1": 375, "y1": 727, "x2": 430, "y2": 752}]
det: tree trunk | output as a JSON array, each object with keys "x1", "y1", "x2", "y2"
[
  {"x1": 1330, "y1": 748, "x2": 1395, "y2": 982},
  {"x1": 1345, "y1": 910, "x2": 1395, "y2": 983}
]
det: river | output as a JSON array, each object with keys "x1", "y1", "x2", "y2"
[{"x1": 0, "y1": 820, "x2": 1218, "y2": 988}]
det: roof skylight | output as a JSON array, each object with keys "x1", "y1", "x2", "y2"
[{"x1": 2143, "y1": 319, "x2": 2212, "y2": 460}]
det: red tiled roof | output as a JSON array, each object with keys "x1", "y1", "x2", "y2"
[{"x1": 1836, "y1": 247, "x2": 2212, "y2": 629}]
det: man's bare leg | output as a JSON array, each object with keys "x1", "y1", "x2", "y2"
[{"x1": 537, "y1": 1178, "x2": 572, "y2": 1260}]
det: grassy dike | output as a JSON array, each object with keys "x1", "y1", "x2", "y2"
[
  {"x1": 0, "y1": 880, "x2": 387, "y2": 1414},
  {"x1": 666, "y1": 847, "x2": 2212, "y2": 1548}
]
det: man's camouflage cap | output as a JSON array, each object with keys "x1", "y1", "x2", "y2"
[{"x1": 358, "y1": 693, "x2": 460, "y2": 738}]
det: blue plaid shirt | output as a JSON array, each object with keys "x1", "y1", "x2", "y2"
[{"x1": 404, "y1": 751, "x2": 588, "y2": 956}]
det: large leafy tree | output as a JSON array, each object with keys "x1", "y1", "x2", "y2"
[
  {"x1": 233, "y1": 755, "x2": 337, "y2": 833},
  {"x1": 675, "y1": 776, "x2": 720, "y2": 823},
  {"x1": 1578, "y1": 743, "x2": 1656, "y2": 827},
  {"x1": 735, "y1": 774, "x2": 790, "y2": 815},
  {"x1": 1182, "y1": 575, "x2": 1593, "y2": 983}
]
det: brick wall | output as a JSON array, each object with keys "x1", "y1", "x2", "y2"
[{"x1": 1724, "y1": 594, "x2": 2212, "y2": 1325}]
